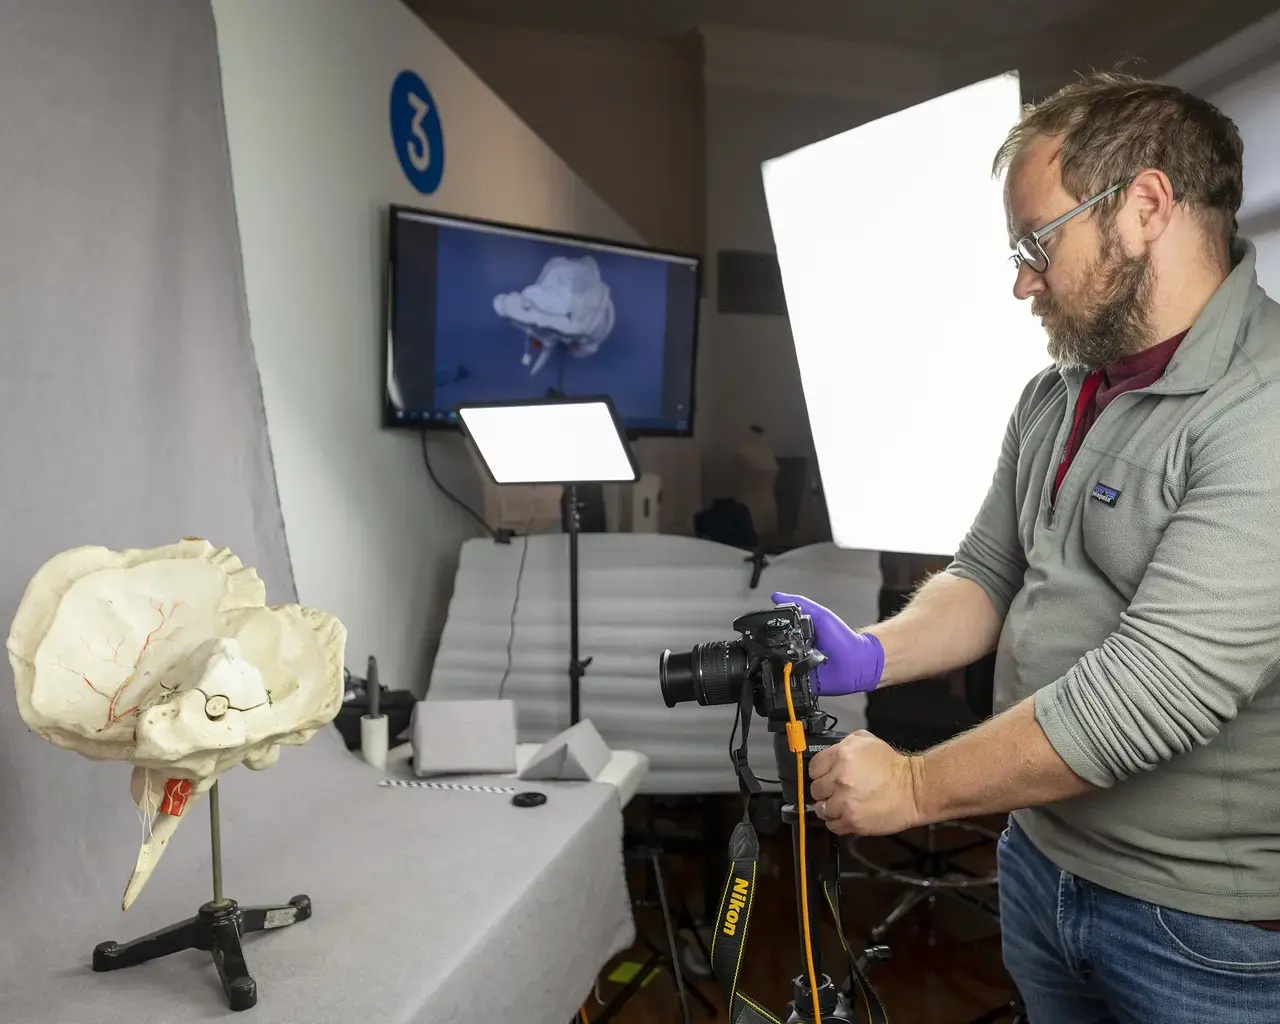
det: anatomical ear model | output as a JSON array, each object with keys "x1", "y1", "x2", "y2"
[
  {"x1": 493, "y1": 255, "x2": 617, "y2": 375},
  {"x1": 8, "y1": 539, "x2": 346, "y2": 910}
]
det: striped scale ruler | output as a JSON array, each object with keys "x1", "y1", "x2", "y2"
[{"x1": 377, "y1": 778, "x2": 516, "y2": 794}]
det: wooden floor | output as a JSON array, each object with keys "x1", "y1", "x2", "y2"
[{"x1": 586, "y1": 797, "x2": 1018, "y2": 1024}]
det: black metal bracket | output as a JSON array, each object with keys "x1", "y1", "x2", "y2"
[{"x1": 92, "y1": 894, "x2": 312, "y2": 1012}]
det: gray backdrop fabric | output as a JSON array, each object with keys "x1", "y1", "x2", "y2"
[
  {"x1": 1, "y1": 0, "x2": 297, "y2": 935},
  {"x1": 0, "y1": 0, "x2": 297, "y2": 977},
  {"x1": 0, "y1": 5, "x2": 634, "y2": 1020}
]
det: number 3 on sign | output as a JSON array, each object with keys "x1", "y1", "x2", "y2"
[{"x1": 389, "y1": 70, "x2": 446, "y2": 195}]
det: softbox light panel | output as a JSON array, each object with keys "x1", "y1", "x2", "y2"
[{"x1": 762, "y1": 71, "x2": 1050, "y2": 555}]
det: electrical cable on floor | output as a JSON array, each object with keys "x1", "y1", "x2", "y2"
[
  {"x1": 419, "y1": 428, "x2": 503, "y2": 541},
  {"x1": 497, "y1": 500, "x2": 535, "y2": 700}
]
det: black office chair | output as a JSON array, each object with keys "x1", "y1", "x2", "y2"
[{"x1": 847, "y1": 671, "x2": 1003, "y2": 945}]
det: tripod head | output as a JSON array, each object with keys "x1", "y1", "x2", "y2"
[{"x1": 770, "y1": 716, "x2": 843, "y2": 813}]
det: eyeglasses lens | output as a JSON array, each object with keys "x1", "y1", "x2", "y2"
[{"x1": 1017, "y1": 237, "x2": 1049, "y2": 273}]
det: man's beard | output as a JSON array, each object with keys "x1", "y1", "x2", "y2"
[{"x1": 1034, "y1": 236, "x2": 1154, "y2": 371}]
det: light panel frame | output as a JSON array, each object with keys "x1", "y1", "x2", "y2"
[{"x1": 457, "y1": 395, "x2": 640, "y2": 486}]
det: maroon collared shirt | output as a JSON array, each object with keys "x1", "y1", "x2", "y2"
[{"x1": 1052, "y1": 330, "x2": 1189, "y2": 503}]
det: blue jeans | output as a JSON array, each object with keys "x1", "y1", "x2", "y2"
[{"x1": 997, "y1": 816, "x2": 1280, "y2": 1023}]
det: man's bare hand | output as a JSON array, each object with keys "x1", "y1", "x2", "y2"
[{"x1": 809, "y1": 730, "x2": 922, "y2": 836}]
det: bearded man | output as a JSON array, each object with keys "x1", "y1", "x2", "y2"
[{"x1": 774, "y1": 72, "x2": 1280, "y2": 1022}]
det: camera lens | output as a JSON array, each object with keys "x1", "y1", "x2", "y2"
[
  {"x1": 659, "y1": 649, "x2": 696, "y2": 707},
  {"x1": 659, "y1": 641, "x2": 750, "y2": 707}
]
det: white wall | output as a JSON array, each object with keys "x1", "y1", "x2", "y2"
[
  {"x1": 1163, "y1": 10, "x2": 1280, "y2": 297},
  {"x1": 211, "y1": 0, "x2": 637, "y2": 694},
  {"x1": 1213, "y1": 63, "x2": 1280, "y2": 299}
]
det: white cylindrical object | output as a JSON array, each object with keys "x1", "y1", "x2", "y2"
[{"x1": 361, "y1": 714, "x2": 388, "y2": 770}]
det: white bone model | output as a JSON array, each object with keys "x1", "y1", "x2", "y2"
[
  {"x1": 7, "y1": 539, "x2": 346, "y2": 910},
  {"x1": 493, "y1": 255, "x2": 617, "y2": 375}
]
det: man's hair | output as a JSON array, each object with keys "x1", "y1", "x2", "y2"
[{"x1": 993, "y1": 71, "x2": 1244, "y2": 253}]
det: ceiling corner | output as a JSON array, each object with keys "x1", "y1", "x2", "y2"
[{"x1": 698, "y1": 22, "x2": 949, "y2": 106}]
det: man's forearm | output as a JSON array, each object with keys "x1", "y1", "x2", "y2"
[
  {"x1": 865, "y1": 571, "x2": 1003, "y2": 686},
  {"x1": 909, "y1": 697, "x2": 1094, "y2": 824}
]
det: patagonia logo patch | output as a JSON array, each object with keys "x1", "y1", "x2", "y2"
[{"x1": 1091, "y1": 482, "x2": 1121, "y2": 507}]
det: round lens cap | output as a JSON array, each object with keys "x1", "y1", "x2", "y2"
[{"x1": 511, "y1": 792, "x2": 547, "y2": 808}]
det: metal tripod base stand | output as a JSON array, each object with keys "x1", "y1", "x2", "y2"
[{"x1": 91, "y1": 780, "x2": 311, "y2": 1012}]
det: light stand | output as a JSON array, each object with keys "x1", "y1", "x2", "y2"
[
  {"x1": 458, "y1": 396, "x2": 639, "y2": 728},
  {"x1": 565, "y1": 482, "x2": 591, "y2": 725},
  {"x1": 92, "y1": 779, "x2": 312, "y2": 1012}
]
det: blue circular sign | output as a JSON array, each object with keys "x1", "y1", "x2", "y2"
[{"x1": 389, "y1": 70, "x2": 445, "y2": 195}]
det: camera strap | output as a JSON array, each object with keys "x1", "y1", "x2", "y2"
[
  {"x1": 710, "y1": 806, "x2": 890, "y2": 1024},
  {"x1": 710, "y1": 811, "x2": 782, "y2": 1024},
  {"x1": 730, "y1": 671, "x2": 764, "y2": 798},
  {"x1": 717, "y1": 686, "x2": 890, "y2": 1024}
]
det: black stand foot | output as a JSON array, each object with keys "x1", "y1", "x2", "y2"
[{"x1": 92, "y1": 894, "x2": 311, "y2": 1012}]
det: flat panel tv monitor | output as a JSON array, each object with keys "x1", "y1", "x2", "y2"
[{"x1": 385, "y1": 205, "x2": 702, "y2": 436}]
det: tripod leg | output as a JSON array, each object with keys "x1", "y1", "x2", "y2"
[
  {"x1": 93, "y1": 914, "x2": 202, "y2": 971},
  {"x1": 870, "y1": 887, "x2": 930, "y2": 944},
  {"x1": 683, "y1": 975, "x2": 718, "y2": 1017},
  {"x1": 590, "y1": 953, "x2": 661, "y2": 1023},
  {"x1": 649, "y1": 850, "x2": 694, "y2": 1024},
  {"x1": 210, "y1": 908, "x2": 258, "y2": 1012},
  {"x1": 679, "y1": 905, "x2": 715, "y2": 979},
  {"x1": 239, "y1": 894, "x2": 312, "y2": 935},
  {"x1": 635, "y1": 926, "x2": 714, "y2": 1013},
  {"x1": 670, "y1": 883, "x2": 718, "y2": 1010}
]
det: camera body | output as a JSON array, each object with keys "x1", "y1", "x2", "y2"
[{"x1": 659, "y1": 603, "x2": 827, "y2": 724}]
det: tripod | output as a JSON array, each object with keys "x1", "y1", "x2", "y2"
[
  {"x1": 664, "y1": 613, "x2": 891, "y2": 1024},
  {"x1": 771, "y1": 721, "x2": 891, "y2": 1023},
  {"x1": 91, "y1": 780, "x2": 311, "y2": 1012}
]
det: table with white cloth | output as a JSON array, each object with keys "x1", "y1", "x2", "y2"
[{"x1": 9, "y1": 729, "x2": 639, "y2": 1024}]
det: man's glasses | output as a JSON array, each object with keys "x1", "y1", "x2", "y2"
[{"x1": 1010, "y1": 179, "x2": 1132, "y2": 274}]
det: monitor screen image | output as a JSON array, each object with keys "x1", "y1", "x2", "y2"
[{"x1": 385, "y1": 206, "x2": 702, "y2": 435}]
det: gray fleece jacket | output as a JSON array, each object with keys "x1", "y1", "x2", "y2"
[{"x1": 948, "y1": 240, "x2": 1280, "y2": 919}]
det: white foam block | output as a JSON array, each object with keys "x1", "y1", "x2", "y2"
[
  {"x1": 411, "y1": 699, "x2": 517, "y2": 777},
  {"x1": 518, "y1": 719, "x2": 612, "y2": 782}
]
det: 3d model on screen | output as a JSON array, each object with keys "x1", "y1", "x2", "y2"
[
  {"x1": 492, "y1": 255, "x2": 617, "y2": 375},
  {"x1": 7, "y1": 539, "x2": 346, "y2": 910}
]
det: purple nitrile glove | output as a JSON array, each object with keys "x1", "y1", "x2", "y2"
[{"x1": 771, "y1": 592, "x2": 884, "y2": 695}]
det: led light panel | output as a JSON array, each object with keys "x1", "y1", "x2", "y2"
[
  {"x1": 458, "y1": 397, "x2": 639, "y2": 485},
  {"x1": 762, "y1": 71, "x2": 1050, "y2": 555}
]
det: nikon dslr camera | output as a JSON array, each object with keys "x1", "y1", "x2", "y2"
[{"x1": 658, "y1": 603, "x2": 826, "y2": 724}]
